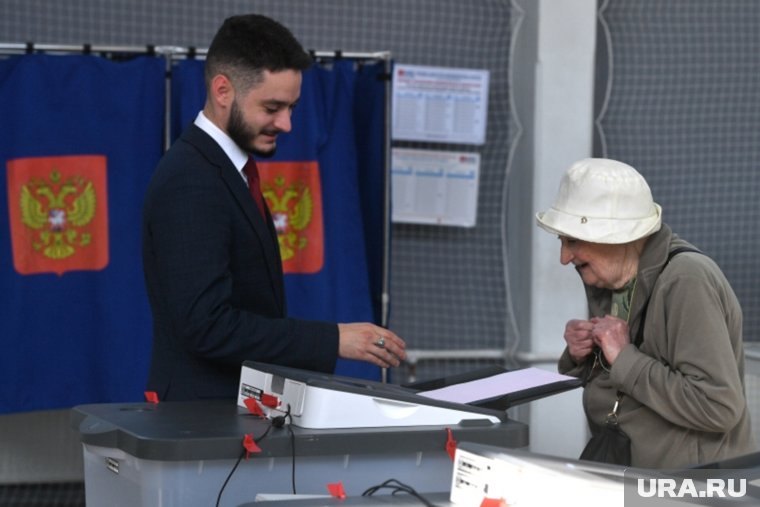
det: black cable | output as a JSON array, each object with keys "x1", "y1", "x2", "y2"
[
  {"x1": 362, "y1": 478, "x2": 440, "y2": 507},
  {"x1": 260, "y1": 402, "x2": 296, "y2": 493},
  {"x1": 285, "y1": 404, "x2": 297, "y2": 494},
  {"x1": 289, "y1": 425, "x2": 296, "y2": 493},
  {"x1": 215, "y1": 448, "x2": 245, "y2": 507},
  {"x1": 215, "y1": 421, "x2": 275, "y2": 507}
]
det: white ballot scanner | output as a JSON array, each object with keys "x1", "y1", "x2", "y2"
[{"x1": 237, "y1": 361, "x2": 581, "y2": 429}]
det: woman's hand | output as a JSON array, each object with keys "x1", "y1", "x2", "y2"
[
  {"x1": 591, "y1": 315, "x2": 631, "y2": 365},
  {"x1": 564, "y1": 319, "x2": 596, "y2": 364}
]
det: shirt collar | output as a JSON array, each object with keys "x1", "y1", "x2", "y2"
[{"x1": 194, "y1": 111, "x2": 249, "y2": 176}]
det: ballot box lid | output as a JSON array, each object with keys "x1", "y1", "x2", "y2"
[{"x1": 71, "y1": 400, "x2": 528, "y2": 461}]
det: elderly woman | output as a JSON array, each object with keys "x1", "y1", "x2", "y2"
[{"x1": 536, "y1": 158, "x2": 754, "y2": 468}]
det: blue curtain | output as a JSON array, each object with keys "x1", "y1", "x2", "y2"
[
  {"x1": 353, "y1": 62, "x2": 388, "y2": 327},
  {"x1": 0, "y1": 54, "x2": 165, "y2": 414},
  {"x1": 172, "y1": 59, "x2": 386, "y2": 380}
]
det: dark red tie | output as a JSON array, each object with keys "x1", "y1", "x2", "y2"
[{"x1": 242, "y1": 157, "x2": 266, "y2": 218}]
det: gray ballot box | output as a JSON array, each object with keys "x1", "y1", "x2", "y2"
[{"x1": 71, "y1": 400, "x2": 528, "y2": 507}]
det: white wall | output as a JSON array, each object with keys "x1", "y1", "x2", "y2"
[{"x1": 527, "y1": 0, "x2": 597, "y2": 458}]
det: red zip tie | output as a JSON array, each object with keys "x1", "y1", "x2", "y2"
[
  {"x1": 480, "y1": 498, "x2": 508, "y2": 507},
  {"x1": 260, "y1": 393, "x2": 279, "y2": 408},
  {"x1": 327, "y1": 482, "x2": 346, "y2": 499},
  {"x1": 242, "y1": 433, "x2": 261, "y2": 459},
  {"x1": 445, "y1": 427, "x2": 457, "y2": 461},
  {"x1": 243, "y1": 397, "x2": 266, "y2": 417},
  {"x1": 144, "y1": 391, "x2": 159, "y2": 404}
]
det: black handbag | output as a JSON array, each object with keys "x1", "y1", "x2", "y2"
[{"x1": 579, "y1": 419, "x2": 631, "y2": 465}]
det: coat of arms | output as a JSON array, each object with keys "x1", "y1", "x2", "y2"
[
  {"x1": 258, "y1": 161, "x2": 324, "y2": 274},
  {"x1": 20, "y1": 171, "x2": 96, "y2": 259},
  {"x1": 7, "y1": 155, "x2": 109, "y2": 275}
]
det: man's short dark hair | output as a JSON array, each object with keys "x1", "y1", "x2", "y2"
[{"x1": 204, "y1": 14, "x2": 313, "y2": 92}]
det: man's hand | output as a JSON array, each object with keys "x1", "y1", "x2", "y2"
[{"x1": 337, "y1": 323, "x2": 406, "y2": 368}]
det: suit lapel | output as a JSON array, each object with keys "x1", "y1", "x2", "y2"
[{"x1": 183, "y1": 126, "x2": 286, "y2": 313}]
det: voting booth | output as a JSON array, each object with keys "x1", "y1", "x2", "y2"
[{"x1": 71, "y1": 363, "x2": 582, "y2": 506}]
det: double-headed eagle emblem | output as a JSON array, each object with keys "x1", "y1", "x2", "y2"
[
  {"x1": 263, "y1": 175, "x2": 313, "y2": 261},
  {"x1": 19, "y1": 170, "x2": 97, "y2": 259}
]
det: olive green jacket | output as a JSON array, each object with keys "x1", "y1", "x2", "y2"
[{"x1": 559, "y1": 224, "x2": 755, "y2": 468}]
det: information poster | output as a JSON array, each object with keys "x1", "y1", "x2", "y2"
[
  {"x1": 392, "y1": 64, "x2": 489, "y2": 145},
  {"x1": 391, "y1": 148, "x2": 480, "y2": 227}
]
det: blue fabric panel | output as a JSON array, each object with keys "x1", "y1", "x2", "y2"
[{"x1": 0, "y1": 54, "x2": 165, "y2": 413}]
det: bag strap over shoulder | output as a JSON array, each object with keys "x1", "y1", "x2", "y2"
[
  {"x1": 606, "y1": 247, "x2": 705, "y2": 420},
  {"x1": 633, "y1": 246, "x2": 703, "y2": 348}
]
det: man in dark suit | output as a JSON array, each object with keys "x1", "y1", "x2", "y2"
[{"x1": 142, "y1": 14, "x2": 406, "y2": 401}]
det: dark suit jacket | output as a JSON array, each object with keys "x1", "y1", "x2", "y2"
[{"x1": 142, "y1": 124, "x2": 338, "y2": 401}]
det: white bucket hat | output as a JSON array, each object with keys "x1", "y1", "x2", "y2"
[{"x1": 536, "y1": 158, "x2": 662, "y2": 244}]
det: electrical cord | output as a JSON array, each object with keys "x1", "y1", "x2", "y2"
[
  {"x1": 362, "y1": 478, "x2": 440, "y2": 506},
  {"x1": 215, "y1": 447, "x2": 246, "y2": 507},
  {"x1": 216, "y1": 404, "x2": 296, "y2": 507},
  {"x1": 263, "y1": 403, "x2": 296, "y2": 493},
  {"x1": 269, "y1": 403, "x2": 297, "y2": 494},
  {"x1": 284, "y1": 404, "x2": 297, "y2": 494}
]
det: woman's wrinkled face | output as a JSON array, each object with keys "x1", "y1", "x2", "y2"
[{"x1": 558, "y1": 237, "x2": 633, "y2": 289}]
